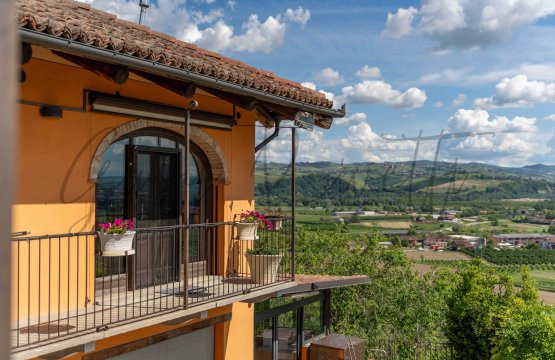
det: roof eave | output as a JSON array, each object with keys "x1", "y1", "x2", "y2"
[{"x1": 20, "y1": 28, "x2": 346, "y2": 122}]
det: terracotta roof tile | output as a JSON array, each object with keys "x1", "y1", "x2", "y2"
[{"x1": 17, "y1": 0, "x2": 333, "y2": 109}]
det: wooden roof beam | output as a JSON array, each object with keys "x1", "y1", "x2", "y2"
[
  {"x1": 52, "y1": 50, "x2": 129, "y2": 84},
  {"x1": 198, "y1": 85, "x2": 257, "y2": 111},
  {"x1": 131, "y1": 70, "x2": 196, "y2": 98}
]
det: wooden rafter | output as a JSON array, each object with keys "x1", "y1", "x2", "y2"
[
  {"x1": 198, "y1": 85, "x2": 257, "y2": 111},
  {"x1": 52, "y1": 50, "x2": 129, "y2": 84},
  {"x1": 132, "y1": 70, "x2": 196, "y2": 98}
]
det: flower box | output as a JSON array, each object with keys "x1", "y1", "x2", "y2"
[
  {"x1": 97, "y1": 218, "x2": 135, "y2": 256},
  {"x1": 235, "y1": 222, "x2": 258, "y2": 240},
  {"x1": 98, "y1": 231, "x2": 136, "y2": 256}
]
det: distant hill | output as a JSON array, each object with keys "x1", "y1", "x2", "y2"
[{"x1": 255, "y1": 161, "x2": 555, "y2": 208}]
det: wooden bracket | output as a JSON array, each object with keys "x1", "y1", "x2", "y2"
[
  {"x1": 132, "y1": 70, "x2": 196, "y2": 98},
  {"x1": 52, "y1": 51, "x2": 129, "y2": 84},
  {"x1": 198, "y1": 85, "x2": 257, "y2": 111}
]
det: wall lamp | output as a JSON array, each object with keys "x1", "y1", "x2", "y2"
[
  {"x1": 39, "y1": 105, "x2": 63, "y2": 119},
  {"x1": 294, "y1": 111, "x2": 315, "y2": 131},
  {"x1": 89, "y1": 93, "x2": 235, "y2": 130}
]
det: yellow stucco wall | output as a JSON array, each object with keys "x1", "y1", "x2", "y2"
[
  {"x1": 215, "y1": 303, "x2": 255, "y2": 360},
  {"x1": 16, "y1": 48, "x2": 257, "y2": 357}
]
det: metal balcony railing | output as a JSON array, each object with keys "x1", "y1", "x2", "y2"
[{"x1": 10, "y1": 218, "x2": 294, "y2": 350}]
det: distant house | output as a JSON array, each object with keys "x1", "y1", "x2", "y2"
[
  {"x1": 491, "y1": 234, "x2": 554, "y2": 246},
  {"x1": 451, "y1": 240, "x2": 474, "y2": 251},
  {"x1": 424, "y1": 233, "x2": 450, "y2": 247},
  {"x1": 438, "y1": 214, "x2": 456, "y2": 221}
]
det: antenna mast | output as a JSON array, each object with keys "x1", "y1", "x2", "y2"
[{"x1": 138, "y1": 0, "x2": 150, "y2": 25}]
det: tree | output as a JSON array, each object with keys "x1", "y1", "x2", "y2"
[
  {"x1": 492, "y1": 300, "x2": 555, "y2": 359},
  {"x1": 294, "y1": 228, "x2": 450, "y2": 344},
  {"x1": 445, "y1": 259, "x2": 516, "y2": 359},
  {"x1": 548, "y1": 224, "x2": 555, "y2": 235}
]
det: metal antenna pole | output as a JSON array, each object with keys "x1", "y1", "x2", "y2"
[{"x1": 138, "y1": 0, "x2": 150, "y2": 25}]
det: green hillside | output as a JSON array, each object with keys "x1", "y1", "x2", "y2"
[{"x1": 255, "y1": 161, "x2": 555, "y2": 208}]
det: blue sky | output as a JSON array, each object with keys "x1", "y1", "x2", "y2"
[{"x1": 84, "y1": 0, "x2": 555, "y2": 166}]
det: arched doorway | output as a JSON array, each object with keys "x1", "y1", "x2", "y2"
[{"x1": 95, "y1": 128, "x2": 214, "y2": 288}]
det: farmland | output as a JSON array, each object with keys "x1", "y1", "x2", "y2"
[{"x1": 463, "y1": 247, "x2": 555, "y2": 265}]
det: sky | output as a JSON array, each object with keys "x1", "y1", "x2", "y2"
[{"x1": 83, "y1": 0, "x2": 555, "y2": 166}]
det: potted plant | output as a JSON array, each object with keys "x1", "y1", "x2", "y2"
[
  {"x1": 97, "y1": 218, "x2": 135, "y2": 256},
  {"x1": 265, "y1": 208, "x2": 286, "y2": 231},
  {"x1": 245, "y1": 232, "x2": 282, "y2": 284},
  {"x1": 235, "y1": 210, "x2": 272, "y2": 240}
]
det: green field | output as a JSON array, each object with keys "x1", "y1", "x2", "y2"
[{"x1": 510, "y1": 270, "x2": 555, "y2": 292}]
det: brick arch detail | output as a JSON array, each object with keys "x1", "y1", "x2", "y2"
[{"x1": 89, "y1": 119, "x2": 230, "y2": 184}]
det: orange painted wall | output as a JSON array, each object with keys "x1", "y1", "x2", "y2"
[
  {"x1": 215, "y1": 302, "x2": 255, "y2": 360},
  {"x1": 13, "y1": 47, "x2": 257, "y2": 360}
]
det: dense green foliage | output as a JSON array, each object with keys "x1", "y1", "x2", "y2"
[
  {"x1": 295, "y1": 228, "x2": 555, "y2": 359},
  {"x1": 444, "y1": 261, "x2": 515, "y2": 359},
  {"x1": 462, "y1": 248, "x2": 555, "y2": 265},
  {"x1": 295, "y1": 228, "x2": 450, "y2": 344}
]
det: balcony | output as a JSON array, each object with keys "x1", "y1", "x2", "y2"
[{"x1": 11, "y1": 218, "x2": 294, "y2": 354}]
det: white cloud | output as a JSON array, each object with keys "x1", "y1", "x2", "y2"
[
  {"x1": 85, "y1": 0, "x2": 309, "y2": 54},
  {"x1": 336, "y1": 80, "x2": 427, "y2": 109},
  {"x1": 355, "y1": 65, "x2": 381, "y2": 80},
  {"x1": 227, "y1": 0, "x2": 236, "y2": 10},
  {"x1": 314, "y1": 68, "x2": 344, "y2": 87},
  {"x1": 545, "y1": 114, "x2": 555, "y2": 121},
  {"x1": 181, "y1": 14, "x2": 288, "y2": 53},
  {"x1": 383, "y1": 7, "x2": 418, "y2": 39},
  {"x1": 385, "y1": 1, "x2": 555, "y2": 51},
  {"x1": 301, "y1": 82, "x2": 317, "y2": 90},
  {"x1": 433, "y1": 101, "x2": 443, "y2": 108},
  {"x1": 181, "y1": 6, "x2": 312, "y2": 53},
  {"x1": 419, "y1": 63, "x2": 555, "y2": 87},
  {"x1": 474, "y1": 74, "x2": 555, "y2": 109},
  {"x1": 340, "y1": 122, "x2": 436, "y2": 162},
  {"x1": 452, "y1": 93, "x2": 466, "y2": 106},
  {"x1": 318, "y1": 90, "x2": 336, "y2": 102},
  {"x1": 446, "y1": 108, "x2": 550, "y2": 165},
  {"x1": 334, "y1": 112, "x2": 367, "y2": 126},
  {"x1": 257, "y1": 126, "x2": 338, "y2": 163},
  {"x1": 284, "y1": 7, "x2": 311, "y2": 26}
]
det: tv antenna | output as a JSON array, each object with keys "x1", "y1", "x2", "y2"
[{"x1": 138, "y1": 0, "x2": 150, "y2": 25}]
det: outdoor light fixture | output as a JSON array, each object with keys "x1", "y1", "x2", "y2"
[
  {"x1": 39, "y1": 105, "x2": 63, "y2": 119},
  {"x1": 89, "y1": 93, "x2": 234, "y2": 130},
  {"x1": 294, "y1": 111, "x2": 315, "y2": 131}
]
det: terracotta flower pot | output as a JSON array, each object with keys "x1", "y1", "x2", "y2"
[
  {"x1": 245, "y1": 253, "x2": 283, "y2": 284},
  {"x1": 235, "y1": 222, "x2": 258, "y2": 240},
  {"x1": 97, "y1": 231, "x2": 135, "y2": 256},
  {"x1": 269, "y1": 218, "x2": 283, "y2": 231}
]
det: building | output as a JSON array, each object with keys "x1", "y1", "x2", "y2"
[
  {"x1": 9, "y1": 1, "x2": 372, "y2": 359},
  {"x1": 491, "y1": 234, "x2": 555, "y2": 247},
  {"x1": 450, "y1": 240, "x2": 474, "y2": 251}
]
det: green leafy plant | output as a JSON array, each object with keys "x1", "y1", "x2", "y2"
[
  {"x1": 264, "y1": 207, "x2": 286, "y2": 218},
  {"x1": 245, "y1": 233, "x2": 280, "y2": 255}
]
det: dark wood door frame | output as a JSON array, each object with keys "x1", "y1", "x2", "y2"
[{"x1": 126, "y1": 145, "x2": 182, "y2": 290}]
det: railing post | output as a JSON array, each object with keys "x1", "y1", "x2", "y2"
[
  {"x1": 184, "y1": 109, "x2": 190, "y2": 309},
  {"x1": 291, "y1": 127, "x2": 296, "y2": 281}
]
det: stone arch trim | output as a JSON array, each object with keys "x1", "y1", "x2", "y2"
[{"x1": 89, "y1": 119, "x2": 230, "y2": 184}]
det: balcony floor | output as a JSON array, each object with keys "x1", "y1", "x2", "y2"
[{"x1": 12, "y1": 274, "x2": 291, "y2": 352}]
